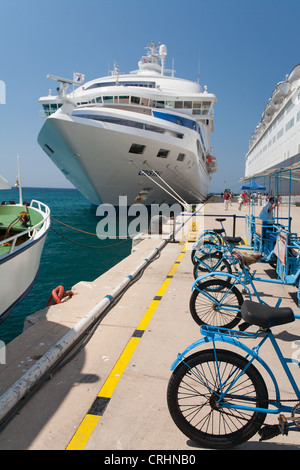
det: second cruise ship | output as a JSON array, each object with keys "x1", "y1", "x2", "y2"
[{"x1": 245, "y1": 63, "x2": 300, "y2": 179}]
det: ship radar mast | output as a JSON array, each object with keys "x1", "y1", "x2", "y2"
[{"x1": 137, "y1": 42, "x2": 169, "y2": 75}]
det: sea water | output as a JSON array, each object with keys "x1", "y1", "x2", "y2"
[{"x1": 0, "y1": 187, "x2": 132, "y2": 344}]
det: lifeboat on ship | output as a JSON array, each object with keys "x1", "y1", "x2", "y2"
[
  {"x1": 264, "y1": 98, "x2": 277, "y2": 117},
  {"x1": 288, "y1": 63, "x2": 300, "y2": 83},
  {"x1": 206, "y1": 155, "x2": 217, "y2": 173},
  {"x1": 271, "y1": 81, "x2": 291, "y2": 106}
]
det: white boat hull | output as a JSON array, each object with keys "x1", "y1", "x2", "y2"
[
  {"x1": 0, "y1": 200, "x2": 50, "y2": 323},
  {"x1": 38, "y1": 111, "x2": 211, "y2": 206},
  {"x1": 0, "y1": 233, "x2": 47, "y2": 322}
]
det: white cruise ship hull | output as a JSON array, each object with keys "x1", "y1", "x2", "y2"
[{"x1": 38, "y1": 110, "x2": 210, "y2": 206}]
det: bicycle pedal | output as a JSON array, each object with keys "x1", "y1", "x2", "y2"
[
  {"x1": 278, "y1": 414, "x2": 289, "y2": 435},
  {"x1": 258, "y1": 425, "x2": 281, "y2": 441}
]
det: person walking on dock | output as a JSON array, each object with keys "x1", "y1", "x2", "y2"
[{"x1": 224, "y1": 190, "x2": 230, "y2": 210}]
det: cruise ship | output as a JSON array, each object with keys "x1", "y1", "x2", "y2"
[
  {"x1": 245, "y1": 64, "x2": 300, "y2": 179},
  {"x1": 37, "y1": 43, "x2": 217, "y2": 207}
]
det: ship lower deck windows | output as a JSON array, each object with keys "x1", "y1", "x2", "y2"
[
  {"x1": 129, "y1": 143, "x2": 146, "y2": 154},
  {"x1": 131, "y1": 96, "x2": 140, "y2": 105},
  {"x1": 157, "y1": 149, "x2": 169, "y2": 158},
  {"x1": 119, "y1": 96, "x2": 129, "y2": 104},
  {"x1": 177, "y1": 153, "x2": 185, "y2": 161},
  {"x1": 103, "y1": 96, "x2": 114, "y2": 103},
  {"x1": 285, "y1": 117, "x2": 294, "y2": 132}
]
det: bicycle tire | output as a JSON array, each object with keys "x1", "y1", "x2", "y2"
[
  {"x1": 190, "y1": 278, "x2": 243, "y2": 328},
  {"x1": 167, "y1": 349, "x2": 268, "y2": 449},
  {"x1": 193, "y1": 251, "x2": 232, "y2": 282},
  {"x1": 191, "y1": 231, "x2": 223, "y2": 264}
]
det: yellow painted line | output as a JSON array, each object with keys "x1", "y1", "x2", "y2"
[
  {"x1": 99, "y1": 336, "x2": 141, "y2": 398},
  {"x1": 67, "y1": 415, "x2": 100, "y2": 450},
  {"x1": 66, "y1": 241, "x2": 188, "y2": 450}
]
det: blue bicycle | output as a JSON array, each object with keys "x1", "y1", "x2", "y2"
[
  {"x1": 167, "y1": 300, "x2": 300, "y2": 449},
  {"x1": 191, "y1": 217, "x2": 243, "y2": 264},
  {"x1": 190, "y1": 250, "x2": 300, "y2": 328}
]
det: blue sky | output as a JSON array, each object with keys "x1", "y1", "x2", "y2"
[{"x1": 0, "y1": 0, "x2": 299, "y2": 194}]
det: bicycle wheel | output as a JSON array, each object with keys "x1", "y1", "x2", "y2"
[
  {"x1": 191, "y1": 232, "x2": 223, "y2": 264},
  {"x1": 193, "y1": 251, "x2": 232, "y2": 282},
  {"x1": 167, "y1": 349, "x2": 268, "y2": 449},
  {"x1": 190, "y1": 279, "x2": 243, "y2": 328}
]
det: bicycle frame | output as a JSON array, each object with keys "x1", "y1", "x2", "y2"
[
  {"x1": 171, "y1": 325, "x2": 300, "y2": 426},
  {"x1": 192, "y1": 267, "x2": 300, "y2": 319}
]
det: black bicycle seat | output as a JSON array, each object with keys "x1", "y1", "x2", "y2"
[
  {"x1": 215, "y1": 218, "x2": 226, "y2": 222},
  {"x1": 241, "y1": 301, "x2": 294, "y2": 329},
  {"x1": 213, "y1": 229, "x2": 225, "y2": 234},
  {"x1": 224, "y1": 236, "x2": 242, "y2": 244}
]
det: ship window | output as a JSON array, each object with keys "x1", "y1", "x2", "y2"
[
  {"x1": 165, "y1": 101, "x2": 174, "y2": 108},
  {"x1": 103, "y1": 96, "x2": 113, "y2": 103},
  {"x1": 119, "y1": 96, "x2": 129, "y2": 104},
  {"x1": 184, "y1": 101, "x2": 192, "y2": 109},
  {"x1": 129, "y1": 143, "x2": 146, "y2": 154},
  {"x1": 277, "y1": 128, "x2": 284, "y2": 139},
  {"x1": 155, "y1": 101, "x2": 165, "y2": 108},
  {"x1": 149, "y1": 99, "x2": 156, "y2": 107},
  {"x1": 193, "y1": 101, "x2": 201, "y2": 109},
  {"x1": 202, "y1": 101, "x2": 211, "y2": 115},
  {"x1": 114, "y1": 96, "x2": 119, "y2": 103},
  {"x1": 285, "y1": 118, "x2": 294, "y2": 132},
  {"x1": 131, "y1": 96, "x2": 140, "y2": 104},
  {"x1": 192, "y1": 109, "x2": 201, "y2": 115},
  {"x1": 145, "y1": 124, "x2": 164, "y2": 134},
  {"x1": 96, "y1": 96, "x2": 102, "y2": 103},
  {"x1": 177, "y1": 153, "x2": 185, "y2": 161},
  {"x1": 141, "y1": 97, "x2": 149, "y2": 106},
  {"x1": 174, "y1": 101, "x2": 183, "y2": 108},
  {"x1": 157, "y1": 149, "x2": 169, "y2": 158}
]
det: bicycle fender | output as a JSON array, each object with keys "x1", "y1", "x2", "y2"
[
  {"x1": 170, "y1": 336, "x2": 210, "y2": 371},
  {"x1": 170, "y1": 333, "x2": 281, "y2": 401}
]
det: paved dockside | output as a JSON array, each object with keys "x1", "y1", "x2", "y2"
[{"x1": 0, "y1": 199, "x2": 299, "y2": 450}]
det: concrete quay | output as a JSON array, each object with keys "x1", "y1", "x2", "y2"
[{"x1": 0, "y1": 199, "x2": 300, "y2": 451}]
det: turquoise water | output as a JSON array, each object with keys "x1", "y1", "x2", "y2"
[{"x1": 0, "y1": 187, "x2": 132, "y2": 344}]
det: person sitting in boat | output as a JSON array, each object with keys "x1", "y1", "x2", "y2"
[{"x1": 258, "y1": 196, "x2": 277, "y2": 221}]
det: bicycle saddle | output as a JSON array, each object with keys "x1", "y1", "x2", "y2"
[
  {"x1": 215, "y1": 218, "x2": 226, "y2": 222},
  {"x1": 224, "y1": 236, "x2": 242, "y2": 244},
  {"x1": 212, "y1": 229, "x2": 225, "y2": 234},
  {"x1": 241, "y1": 301, "x2": 294, "y2": 329}
]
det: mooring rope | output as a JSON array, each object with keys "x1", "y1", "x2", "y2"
[{"x1": 50, "y1": 218, "x2": 131, "y2": 248}]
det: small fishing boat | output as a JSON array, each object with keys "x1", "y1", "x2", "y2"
[{"x1": 0, "y1": 161, "x2": 50, "y2": 324}]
